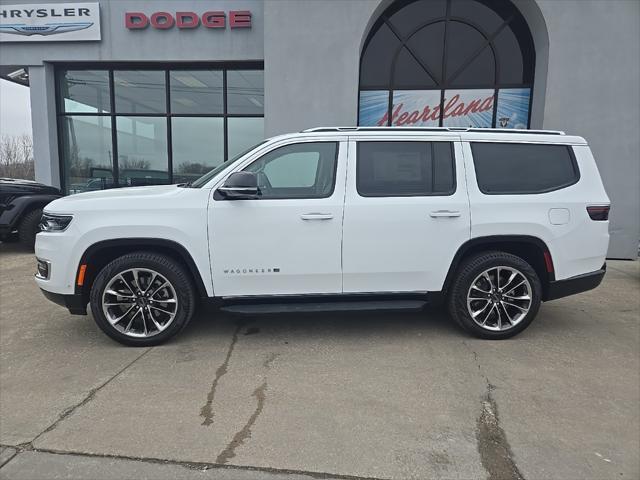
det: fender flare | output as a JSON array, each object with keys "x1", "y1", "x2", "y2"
[
  {"x1": 76, "y1": 238, "x2": 209, "y2": 298},
  {"x1": 2, "y1": 195, "x2": 60, "y2": 229},
  {"x1": 442, "y1": 235, "x2": 554, "y2": 294}
]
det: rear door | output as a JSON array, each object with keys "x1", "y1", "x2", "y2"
[{"x1": 342, "y1": 136, "x2": 471, "y2": 293}]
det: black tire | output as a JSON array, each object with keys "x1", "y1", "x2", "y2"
[
  {"x1": 448, "y1": 251, "x2": 542, "y2": 339},
  {"x1": 18, "y1": 208, "x2": 42, "y2": 249},
  {"x1": 90, "y1": 252, "x2": 196, "y2": 346}
]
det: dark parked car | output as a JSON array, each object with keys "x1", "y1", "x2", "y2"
[{"x1": 0, "y1": 178, "x2": 62, "y2": 248}]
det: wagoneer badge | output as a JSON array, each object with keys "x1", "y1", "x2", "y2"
[{"x1": 224, "y1": 268, "x2": 280, "y2": 274}]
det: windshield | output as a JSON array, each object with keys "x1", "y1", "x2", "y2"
[{"x1": 189, "y1": 140, "x2": 268, "y2": 188}]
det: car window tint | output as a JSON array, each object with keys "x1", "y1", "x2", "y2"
[
  {"x1": 471, "y1": 142, "x2": 579, "y2": 194},
  {"x1": 356, "y1": 141, "x2": 455, "y2": 196}
]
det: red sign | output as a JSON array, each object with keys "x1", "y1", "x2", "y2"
[
  {"x1": 125, "y1": 10, "x2": 251, "y2": 30},
  {"x1": 379, "y1": 93, "x2": 494, "y2": 126}
]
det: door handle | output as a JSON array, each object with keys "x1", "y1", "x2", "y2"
[
  {"x1": 300, "y1": 213, "x2": 334, "y2": 221},
  {"x1": 429, "y1": 210, "x2": 461, "y2": 218}
]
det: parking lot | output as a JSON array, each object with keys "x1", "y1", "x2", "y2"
[{"x1": 0, "y1": 243, "x2": 638, "y2": 480}]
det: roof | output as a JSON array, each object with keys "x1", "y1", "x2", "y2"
[
  {"x1": 282, "y1": 127, "x2": 588, "y2": 145},
  {"x1": 302, "y1": 126, "x2": 566, "y2": 135}
]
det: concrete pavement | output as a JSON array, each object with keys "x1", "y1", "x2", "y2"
[{"x1": 1, "y1": 243, "x2": 638, "y2": 479}]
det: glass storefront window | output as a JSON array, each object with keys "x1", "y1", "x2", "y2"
[
  {"x1": 171, "y1": 117, "x2": 224, "y2": 184},
  {"x1": 59, "y1": 70, "x2": 110, "y2": 113},
  {"x1": 359, "y1": 0, "x2": 535, "y2": 128},
  {"x1": 57, "y1": 65, "x2": 264, "y2": 193},
  {"x1": 116, "y1": 117, "x2": 169, "y2": 186},
  {"x1": 228, "y1": 117, "x2": 265, "y2": 160},
  {"x1": 391, "y1": 90, "x2": 441, "y2": 127},
  {"x1": 114, "y1": 70, "x2": 166, "y2": 114},
  {"x1": 442, "y1": 89, "x2": 495, "y2": 128},
  {"x1": 61, "y1": 116, "x2": 114, "y2": 194},
  {"x1": 495, "y1": 88, "x2": 531, "y2": 129},
  {"x1": 227, "y1": 70, "x2": 264, "y2": 114},
  {"x1": 170, "y1": 70, "x2": 223, "y2": 114},
  {"x1": 359, "y1": 91, "x2": 389, "y2": 127}
]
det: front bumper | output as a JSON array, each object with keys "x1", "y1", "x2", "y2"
[
  {"x1": 40, "y1": 289, "x2": 87, "y2": 315},
  {"x1": 544, "y1": 265, "x2": 606, "y2": 301}
]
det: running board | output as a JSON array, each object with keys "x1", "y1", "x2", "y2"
[{"x1": 220, "y1": 299, "x2": 428, "y2": 315}]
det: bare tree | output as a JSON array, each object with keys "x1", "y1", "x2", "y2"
[{"x1": 0, "y1": 134, "x2": 34, "y2": 180}]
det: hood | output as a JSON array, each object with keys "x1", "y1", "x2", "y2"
[
  {"x1": 45, "y1": 184, "x2": 188, "y2": 213},
  {"x1": 0, "y1": 178, "x2": 61, "y2": 196}
]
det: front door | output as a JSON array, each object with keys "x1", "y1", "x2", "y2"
[
  {"x1": 209, "y1": 139, "x2": 346, "y2": 297},
  {"x1": 342, "y1": 137, "x2": 470, "y2": 293}
]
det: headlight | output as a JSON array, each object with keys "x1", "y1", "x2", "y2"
[{"x1": 39, "y1": 213, "x2": 73, "y2": 232}]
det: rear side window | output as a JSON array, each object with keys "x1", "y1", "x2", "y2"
[
  {"x1": 471, "y1": 143, "x2": 579, "y2": 194},
  {"x1": 356, "y1": 142, "x2": 455, "y2": 197}
]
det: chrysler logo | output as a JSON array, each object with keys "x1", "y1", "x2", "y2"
[{"x1": 0, "y1": 22, "x2": 92, "y2": 36}]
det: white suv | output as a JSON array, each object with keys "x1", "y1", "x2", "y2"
[{"x1": 35, "y1": 127, "x2": 610, "y2": 346}]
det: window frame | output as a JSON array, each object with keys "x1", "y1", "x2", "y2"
[
  {"x1": 54, "y1": 62, "x2": 264, "y2": 194},
  {"x1": 239, "y1": 141, "x2": 340, "y2": 201},
  {"x1": 355, "y1": 140, "x2": 457, "y2": 198},
  {"x1": 358, "y1": 0, "x2": 536, "y2": 129},
  {"x1": 470, "y1": 141, "x2": 581, "y2": 195}
]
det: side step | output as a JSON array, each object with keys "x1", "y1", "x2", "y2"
[{"x1": 220, "y1": 300, "x2": 428, "y2": 315}]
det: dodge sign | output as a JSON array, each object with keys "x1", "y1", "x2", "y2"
[{"x1": 0, "y1": 3, "x2": 101, "y2": 42}]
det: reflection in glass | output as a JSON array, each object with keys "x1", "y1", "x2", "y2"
[
  {"x1": 360, "y1": 23, "x2": 401, "y2": 88},
  {"x1": 227, "y1": 71, "x2": 264, "y2": 114},
  {"x1": 60, "y1": 70, "x2": 110, "y2": 113},
  {"x1": 116, "y1": 117, "x2": 168, "y2": 186},
  {"x1": 62, "y1": 116, "x2": 114, "y2": 194},
  {"x1": 170, "y1": 70, "x2": 223, "y2": 114},
  {"x1": 228, "y1": 118, "x2": 265, "y2": 160},
  {"x1": 171, "y1": 117, "x2": 224, "y2": 183},
  {"x1": 114, "y1": 70, "x2": 166, "y2": 114}
]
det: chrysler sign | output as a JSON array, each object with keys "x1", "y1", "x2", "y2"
[{"x1": 0, "y1": 3, "x2": 100, "y2": 42}]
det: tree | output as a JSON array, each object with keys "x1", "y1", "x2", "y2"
[{"x1": 0, "y1": 134, "x2": 34, "y2": 180}]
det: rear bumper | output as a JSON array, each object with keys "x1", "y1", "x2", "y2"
[
  {"x1": 544, "y1": 265, "x2": 606, "y2": 301},
  {"x1": 40, "y1": 288, "x2": 87, "y2": 315}
]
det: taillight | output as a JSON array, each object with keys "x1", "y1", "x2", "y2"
[{"x1": 587, "y1": 205, "x2": 610, "y2": 221}]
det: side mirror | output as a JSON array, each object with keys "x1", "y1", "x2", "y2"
[{"x1": 217, "y1": 171, "x2": 259, "y2": 199}]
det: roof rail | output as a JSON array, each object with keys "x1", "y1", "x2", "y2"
[{"x1": 301, "y1": 126, "x2": 566, "y2": 135}]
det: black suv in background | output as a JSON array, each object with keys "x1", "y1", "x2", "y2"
[{"x1": 0, "y1": 178, "x2": 61, "y2": 248}]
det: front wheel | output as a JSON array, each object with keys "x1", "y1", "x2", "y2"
[
  {"x1": 448, "y1": 251, "x2": 542, "y2": 339},
  {"x1": 90, "y1": 252, "x2": 196, "y2": 346}
]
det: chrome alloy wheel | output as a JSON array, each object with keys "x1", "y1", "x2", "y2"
[
  {"x1": 102, "y1": 268, "x2": 178, "y2": 338},
  {"x1": 466, "y1": 266, "x2": 532, "y2": 331}
]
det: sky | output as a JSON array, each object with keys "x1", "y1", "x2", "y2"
[{"x1": 0, "y1": 79, "x2": 32, "y2": 137}]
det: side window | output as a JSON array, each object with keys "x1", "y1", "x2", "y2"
[
  {"x1": 244, "y1": 142, "x2": 338, "y2": 199},
  {"x1": 356, "y1": 141, "x2": 455, "y2": 197},
  {"x1": 471, "y1": 142, "x2": 580, "y2": 194}
]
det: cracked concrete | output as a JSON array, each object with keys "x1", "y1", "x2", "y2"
[
  {"x1": 200, "y1": 321, "x2": 246, "y2": 427},
  {"x1": 1, "y1": 243, "x2": 639, "y2": 479}
]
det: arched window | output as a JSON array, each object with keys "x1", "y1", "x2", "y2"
[{"x1": 359, "y1": 0, "x2": 535, "y2": 129}]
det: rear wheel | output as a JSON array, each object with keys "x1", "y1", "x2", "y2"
[
  {"x1": 448, "y1": 251, "x2": 542, "y2": 339},
  {"x1": 18, "y1": 208, "x2": 42, "y2": 249},
  {"x1": 90, "y1": 252, "x2": 196, "y2": 346}
]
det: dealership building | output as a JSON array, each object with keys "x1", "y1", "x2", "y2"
[{"x1": 0, "y1": 0, "x2": 638, "y2": 258}]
